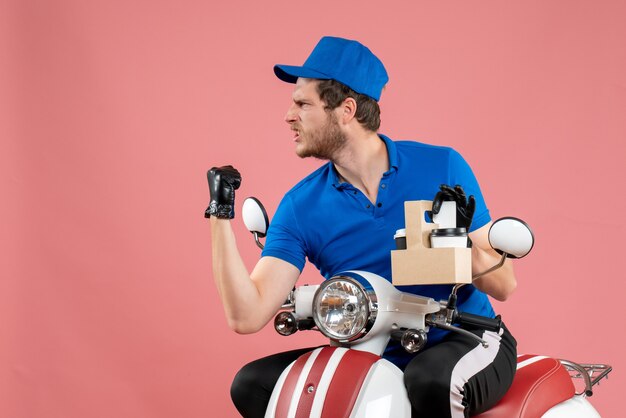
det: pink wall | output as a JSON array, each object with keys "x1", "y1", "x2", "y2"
[{"x1": 2, "y1": 0, "x2": 624, "y2": 417}]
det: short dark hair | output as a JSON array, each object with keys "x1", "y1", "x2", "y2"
[{"x1": 315, "y1": 79, "x2": 381, "y2": 132}]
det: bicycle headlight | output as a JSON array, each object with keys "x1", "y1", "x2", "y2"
[{"x1": 312, "y1": 275, "x2": 377, "y2": 342}]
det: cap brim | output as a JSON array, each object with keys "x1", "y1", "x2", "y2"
[{"x1": 274, "y1": 64, "x2": 331, "y2": 84}]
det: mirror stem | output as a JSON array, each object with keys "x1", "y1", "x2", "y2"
[
  {"x1": 450, "y1": 252, "x2": 509, "y2": 298},
  {"x1": 472, "y1": 252, "x2": 508, "y2": 281},
  {"x1": 253, "y1": 232, "x2": 265, "y2": 250}
]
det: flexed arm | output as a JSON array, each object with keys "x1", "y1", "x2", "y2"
[{"x1": 206, "y1": 167, "x2": 300, "y2": 333}]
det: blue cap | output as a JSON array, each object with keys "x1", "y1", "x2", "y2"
[{"x1": 274, "y1": 36, "x2": 389, "y2": 101}]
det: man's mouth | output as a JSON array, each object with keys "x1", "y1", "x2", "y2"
[{"x1": 292, "y1": 128, "x2": 301, "y2": 142}]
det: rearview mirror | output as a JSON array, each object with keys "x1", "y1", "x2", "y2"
[
  {"x1": 488, "y1": 217, "x2": 534, "y2": 259},
  {"x1": 242, "y1": 197, "x2": 269, "y2": 237},
  {"x1": 242, "y1": 197, "x2": 270, "y2": 250}
]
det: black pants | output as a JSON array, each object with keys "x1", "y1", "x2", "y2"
[{"x1": 231, "y1": 326, "x2": 516, "y2": 418}]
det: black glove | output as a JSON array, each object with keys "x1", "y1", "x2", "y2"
[
  {"x1": 204, "y1": 165, "x2": 241, "y2": 219},
  {"x1": 428, "y1": 184, "x2": 476, "y2": 230}
]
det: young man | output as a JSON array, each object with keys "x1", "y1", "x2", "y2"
[{"x1": 206, "y1": 36, "x2": 517, "y2": 418}]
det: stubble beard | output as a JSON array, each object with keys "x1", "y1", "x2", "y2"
[{"x1": 295, "y1": 113, "x2": 347, "y2": 161}]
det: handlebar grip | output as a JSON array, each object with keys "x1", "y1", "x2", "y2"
[{"x1": 455, "y1": 313, "x2": 502, "y2": 333}]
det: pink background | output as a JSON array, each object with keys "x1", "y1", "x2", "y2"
[{"x1": 2, "y1": 0, "x2": 625, "y2": 417}]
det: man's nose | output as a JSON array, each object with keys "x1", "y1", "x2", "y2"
[{"x1": 285, "y1": 104, "x2": 298, "y2": 123}]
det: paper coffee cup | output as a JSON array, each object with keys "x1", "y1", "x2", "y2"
[
  {"x1": 394, "y1": 228, "x2": 407, "y2": 250},
  {"x1": 430, "y1": 228, "x2": 468, "y2": 248}
]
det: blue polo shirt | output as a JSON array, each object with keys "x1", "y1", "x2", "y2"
[{"x1": 262, "y1": 135, "x2": 495, "y2": 368}]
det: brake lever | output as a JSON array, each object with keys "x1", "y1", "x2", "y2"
[{"x1": 426, "y1": 318, "x2": 489, "y2": 348}]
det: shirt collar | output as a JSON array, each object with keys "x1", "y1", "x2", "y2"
[
  {"x1": 330, "y1": 164, "x2": 347, "y2": 189},
  {"x1": 379, "y1": 134, "x2": 399, "y2": 172},
  {"x1": 330, "y1": 134, "x2": 398, "y2": 189}
]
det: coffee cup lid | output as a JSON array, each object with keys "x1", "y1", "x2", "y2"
[
  {"x1": 431, "y1": 227, "x2": 467, "y2": 237},
  {"x1": 394, "y1": 228, "x2": 406, "y2": 239}
]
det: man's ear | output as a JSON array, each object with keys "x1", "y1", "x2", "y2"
[{"x1": 339, "y1": 97, "x2": 357, "y2": 124}]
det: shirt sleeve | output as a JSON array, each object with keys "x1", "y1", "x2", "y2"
[
  {"x1": 261, "y1": 194, "x2": 307, "y2": 272},
  {"x1": 448, "y1": 149, "x2": 491, "y2": 231}
]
